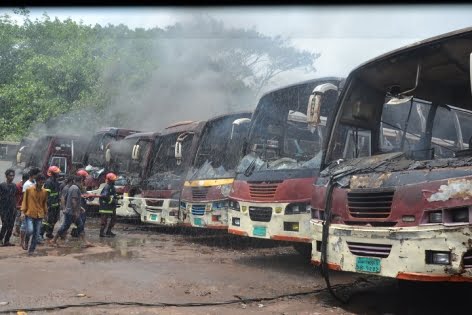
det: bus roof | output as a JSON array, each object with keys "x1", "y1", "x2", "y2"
[{"x1": 123, "y1": 131, "x2": 159, "y2": 140}]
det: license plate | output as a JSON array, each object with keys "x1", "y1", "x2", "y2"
[
  {"x1": 355, "y1": 257, "x2": 381, "y2": 273},
  {"x1": 150, "y1": 214, "x2": 158, "y2": 221},
  {"x1": 253, "y1": 226, "x2": 266, "y2": 237},
  {"x1": 194, "y1": 218, "x2": 203, "y2": 226}
]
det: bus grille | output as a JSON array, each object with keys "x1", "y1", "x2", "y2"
[
  {"x1": 347, "y1": 189, "x2": 394, "y2": 219},
  {"x1": 248, "y1": 181, "x2": 282, "y2": 200},
  {"x1": 192, "y1": 187, "x2": 209, "y2": 200},
  {"x1": 347, "y1": 242, "x2": 392, "y2": 258},
  {"x1": 191, "y1": 204, "x2": 205, "y2": 216},
  {"x1": 249, "y1": 206, "x2": 272, "y2": 222}
]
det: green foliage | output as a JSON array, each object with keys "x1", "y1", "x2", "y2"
[{"x1": 0, "y1": 11, "x2": 319, "y2": 141}]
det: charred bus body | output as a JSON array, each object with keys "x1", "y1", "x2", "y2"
[
  {"x1": 227, "y1": 78, "x2": 343, "y2": 253},
  {"x1": 86, "y1": 132, "x2": 158, "y2": 217},
  {"x1": 310, "y1": 28, "x2": 472, "y2": 282},
  {"x1": 180, "y1": 112, "x2": 252, "y2": 229},
  {"x1": 13, "y1": 138, "x2": 35, "y2": 168},
  {"x1": 24, "y1": 135, "x2": 88, "y2": 177},
  {"x1": 83, "y1": 127, "x2": 140, "y2": 190},
  {"x1": 140, "y1": 121, "x2": 203, "y2": 226}
]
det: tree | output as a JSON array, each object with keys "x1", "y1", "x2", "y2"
[{"x1": 0, "y1": 11, "x2": 320, "y2": 140}]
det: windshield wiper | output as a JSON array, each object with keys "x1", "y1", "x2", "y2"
[{"x1": 244, "y1": 158, "x2": 257, "y2": 177}]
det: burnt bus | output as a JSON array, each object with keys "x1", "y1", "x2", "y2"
[
  {"x1": 227, "y1": 77, "x2": 343, "y2": 256},
  {"x1": 140, "y1": 121, "x2": 204, "y2": 226},
  {"x1": 83, "y1": 127, "x2": 140, "y2": 190},
  {"x1": 24, "y1": 135, "x2": 88, "y2": 177},
  {"x1": 310, "y1": 27, "x2": 472, "y2": 282},
  {"x1": 13, "y1": 137, "x2": 35, "y2": 167},
  {"x1": 180, "y1": 112, "x2": 252, "y2": 229},
  {"x1": 86, "y1": 132, "x2": 158, "y2": 217},
  {"x1": 141, "y1": 113, "x2": 253, "y2": 227}
]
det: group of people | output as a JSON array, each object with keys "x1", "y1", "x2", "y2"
[{"x1": 0, "y1": 166, "x2": 119, "y2": 256}]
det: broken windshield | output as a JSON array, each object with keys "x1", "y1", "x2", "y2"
[
  {"x1": 109, "y1": 138, "x2": 136, "y2": 174},
  {"x1": 144, "y1": 132, "x2": 194, "y2": 189},
  {"x1": 235, "y1": 80, "x2": 338, "y2": 174},
  {"x1": 238, "y1": 114, "x2": 325, "y2": 173},
  {"x1": 187, "y1": 114, "x2": 250, "y2": 180},
  {"x1": 86, "y1": 133, "x2": 114, "y2": 168},
  {"x1": 330, "y1": 96, "x2": 472, "y2": 164}
]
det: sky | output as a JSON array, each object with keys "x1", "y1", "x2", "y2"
[{"x1": 3, "y1": 5, "x2": 472, "y2": 88}]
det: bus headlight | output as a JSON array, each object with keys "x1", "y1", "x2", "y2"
[
  {"x1": 429, "y1": 211, "x2": 442, "y2": 223},
  {"x1": 426, "y1": 251, "x2": 450, "y2": 265},
  {"x1": 229, "y1": 200, "x2": 240, "y2": 211},
  {"x1": 285, "y1": 203, "x2": 310, "y2": 215},
  {"x1": 169, "y1": 200, "x2": 180, "y2": 208}
]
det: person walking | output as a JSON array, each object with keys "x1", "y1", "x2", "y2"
[
  {"x1": 50, "y1": 176, "x2": 90, "y2": 247},
  {"x1": 0, "y1": 169, "x2": 18, "y2": 246},
  {"x1": 21, "y1": 174, "x2": 48, "y2": 256},
  {"x1": 41, "y1": 166, "x2": 62, "y2": 239},
  {"x1": 13, "y1": 173, "x2": 29, "y2": 237},
  {"x1": 99, "y1": 173, "x2": 118, "y2": 238},
  {"x1": 70, "y1": 169, "x2": 89, "y2": 238},
  {"x1": 20, "y1": 167, "x2": 41, "y2": 248}
]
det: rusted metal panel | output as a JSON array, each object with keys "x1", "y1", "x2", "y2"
[{"x1": 310, "y1": 219, "x2": 472, "y2": 280}]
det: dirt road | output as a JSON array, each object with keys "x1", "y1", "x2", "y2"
[{"x1": 0, "y1": 218, "x2": 469, "y2": 314}]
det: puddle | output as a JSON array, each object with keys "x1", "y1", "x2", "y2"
[
  {"x1": 76, "y1": 249, "x2": 135, "y2": 262},
  {"x1": 25, "y1": 236, "x2": 153, "y2": 262}
]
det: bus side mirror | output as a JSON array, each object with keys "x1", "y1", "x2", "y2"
[
  {"x1": 307, "y1": 83, "x2": 338, "y2": 128},
  {"x1": 175, "y1": 141, "x2": 182, "y2": 165},
  {"x1": 470, "y1": 52, "x2": 472, "y2": 96},
  {"x1": 230, "y1": 118, "x2": 251, "y2": 140},
  {"x1": 105, "y1": 148, "x2": 111, "y2": 163},
  {"x1": 131, "y1": 145, "x2": 140, "y2": 160}
]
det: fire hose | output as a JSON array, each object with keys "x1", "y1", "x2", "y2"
[{"x1": 0, "y1": 277, "x2": 374, "y2": 313}]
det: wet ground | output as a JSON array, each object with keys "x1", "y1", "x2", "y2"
[
  {"x1": 1, "y1": 160, "x2": 471, "y2": 314},
  {"x1": 0, "y1": 217, "x2": 470, "y2": 315}
]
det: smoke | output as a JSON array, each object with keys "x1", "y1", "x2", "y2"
[
  {"x1": 105, "y1": 18, "x2": 257, "y2": 133},
  {"x1": 28, "y1": 14, "x2": 314, "y2": 139},
  {"x1": 29, "y1": 108, "x2": 103, "y2": 140}
]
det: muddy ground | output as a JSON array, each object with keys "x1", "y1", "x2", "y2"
[
  {"x1": 0, "y1": 160, "x2": 471, "y2": 315},
  {"x1": 0, "y1": 219, "x2": 470, "y2": 315}
]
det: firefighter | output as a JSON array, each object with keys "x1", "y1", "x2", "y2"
[
  {"x1": 70, "y1": 169, "x2": 89, "y2": 238},
  {"x1": 41, "y1": 166, "x2": 62, "y2": 239},
  {"x1": 99, "y1": 172, "x2": 118, "y2": 238}
]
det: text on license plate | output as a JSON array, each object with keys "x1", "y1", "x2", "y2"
[
  {"x1": 194, "y1": 218, "x2": 203, "y2": 226},
  {"x1": 150, "y1": 214, "x2": 158, "y2": 221},
  {"x1": 355, "y1": 257, "x2": 381, "y2": 273}
]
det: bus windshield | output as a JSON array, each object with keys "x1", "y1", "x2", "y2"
[
  {"x1": 236, "y1": 80, "x2": 338, "y2": 175},
  {"x1": 187, "y1": 115, "x2": 250, "y2": 180},
  {"x1": 144, "y1": 132, "x2": 194, "y2": 189}
]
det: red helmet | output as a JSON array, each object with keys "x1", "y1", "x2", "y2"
[
  {"x1": 47, "y1": 166, "x2": 61, "y2": 177},
  {"x1": 106, "y1": 172, "x2": 117, "y2": 182},
  {"x1": 76, "y1": 169, "x2": 89, "y2": 178}
]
